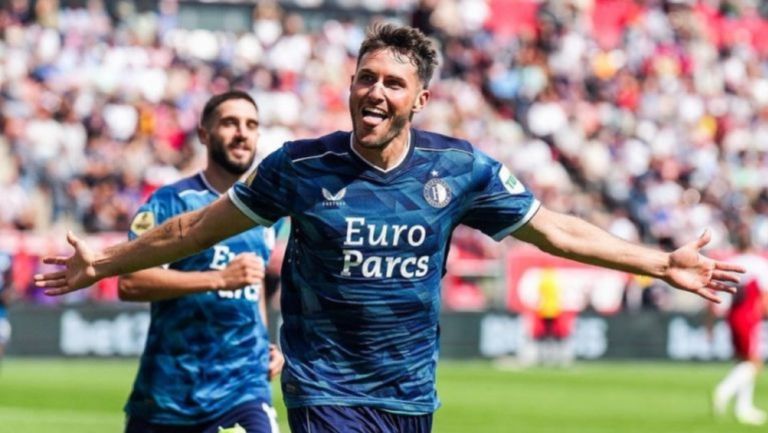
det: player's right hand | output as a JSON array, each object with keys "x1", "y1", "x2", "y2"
[
  {"x1": 220, "y1": 253, "x2": 264, "y2": 290},
  {"x1": 34, "y1": 231, "x2": 100, "y2": 296},
  {"x1": 268, "y1": 344, "x2": 285, "y2": 380}
]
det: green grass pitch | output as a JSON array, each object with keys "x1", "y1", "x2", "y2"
[{"x1": 0, "y1": 358, "x2": 766, "y2": 432}]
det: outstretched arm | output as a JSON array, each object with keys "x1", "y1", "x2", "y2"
[
  {"x1": 35, "y1": 196, "x2": 256, "y2": 296},
  {"x1": 513, "y1": 207, "x2": 744, "y2": 302},
  {"x1": 118, "y1": 253, "x2": 265, "y2": 302}
]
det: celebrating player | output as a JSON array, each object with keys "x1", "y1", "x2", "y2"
[
  {"x1": 119, "y1": 91, "x2": 283, "y2": 433},
  {"x1": 36, "y1": 24, "x2": 743, "y2": 433},
  {"x1": 712, "y1": 224, "x2": 768, "y2": 426}
]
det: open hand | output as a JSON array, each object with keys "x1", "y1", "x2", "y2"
[
  {"x1": 34, "y1": 231, "x2": 100, "y2": 296},
  {"x1": 664, "y1": 230, "x2": 745, "y2": 303}
]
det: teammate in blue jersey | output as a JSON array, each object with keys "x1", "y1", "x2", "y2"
[
  {"x1": 37, "y1": 24, "x2": 745, "y2": 433},
  {"x1": 118, "y1": 91, "x2": 284, "y2": 433}
]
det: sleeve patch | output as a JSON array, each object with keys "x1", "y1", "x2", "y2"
[
  {"x1": 499, "y1": 165, "x2": 526, "y2": 195},
  {"x1": 130, "y1": 211, "x2": 156, "y2": 236},
  {"x1": 245, "y1": 167, "x2": 258, "y2": 187}
]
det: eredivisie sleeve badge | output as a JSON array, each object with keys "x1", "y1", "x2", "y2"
[{"x1": 130, "y1": 211, "x2": 156, "y2": 236}]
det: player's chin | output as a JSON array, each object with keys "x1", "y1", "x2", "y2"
[
  {"x1": 354, "y1": 129, "x2": 390, "y2": 149},
  {"x1": 225, "y1": 161, "x2": 253, "y2": 175}
]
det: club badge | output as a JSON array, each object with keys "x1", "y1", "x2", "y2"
[{"x1": 424, "y1": 178, "x2": 451, "y2": 208}]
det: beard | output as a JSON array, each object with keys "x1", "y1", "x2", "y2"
[
  {"x1": 352, "y1": 111, "x2": 410, "y2": 150},
  {"x1": 208, "y1": 136, "x2": 255, "y2": 175}
]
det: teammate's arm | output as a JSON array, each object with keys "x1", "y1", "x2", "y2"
[
  {"x1": 513, "y1": 206, "x2": 744, "y2": 302},
  {"x1": 118, "y1": 254, "x2": 264, "y2": 302},
  {"x1": 258, "y1": 280, "x2": 268, "y2": 328},
  {"x1": 258, "y1": 281, "x2": 285, "y2": 379},
  {"x1": 35, "y1": 196, "x2": 255, "y2": 295}
]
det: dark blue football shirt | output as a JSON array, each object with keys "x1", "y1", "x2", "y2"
[
  {"x1": 229, "y1": 129, "x2": 539, "y2": 414},
  {"x1": 125, "y1": 173, "x2": 275, "y2": 424}
]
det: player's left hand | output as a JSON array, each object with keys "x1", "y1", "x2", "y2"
[
  {"x1": 268, "y1": 344, "x2": 284, "y2": 380},
  {"x1": 664, "y1": 230, "x2": 745, "y2": 303}
]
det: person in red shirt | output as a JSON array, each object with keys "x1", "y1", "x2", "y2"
[{"x1": 713, "y1": 226, "x2": 768, "y2": 425}]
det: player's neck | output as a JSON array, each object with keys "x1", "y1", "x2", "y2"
[
  {"x1": 351, "y1": 131, "x2": 410, "y2": 171},
  {"x1": 202, "y1": 164, "x2": 242, "y2": 194}
]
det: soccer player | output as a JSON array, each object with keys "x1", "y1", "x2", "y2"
[
  {"x1": 0, "y1": 250, "x2": 14, "y2": 369},
  {"x1": 36, "y1": 24, "x2": 743, "y2": 433},
  {"x1": 118, "y1": 91, "x2": 284, "y2": 433},
  {"x1": 712, "y1": 224, "x2": 768, "y2": 426}
]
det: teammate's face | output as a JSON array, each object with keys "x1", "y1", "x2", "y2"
[
  {"x1": 349, "y1": 48, "x2": 430, "y2": 150},
  {"x1": 203, "y1": 99, "x2": 259, "y2": 175}
]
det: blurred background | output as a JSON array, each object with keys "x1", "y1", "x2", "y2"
[{"x1": 0, "y1": 0, "x2": 767, "y2": 432}]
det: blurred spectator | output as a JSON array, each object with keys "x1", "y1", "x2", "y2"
[{"x1": 1, "y1": 0, "x2": 766, "y2": 307}]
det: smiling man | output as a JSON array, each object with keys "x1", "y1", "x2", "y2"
[
  {"x1": 118, "y1": 91, "x2": 284, "y2": 433},
  {"x1": 36, "y1": 24, "x2": 743, "y2": 433}
]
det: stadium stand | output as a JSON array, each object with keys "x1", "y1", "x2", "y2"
[{"x1": 0, "y1": 0, "x2": 766, "y2": 308}]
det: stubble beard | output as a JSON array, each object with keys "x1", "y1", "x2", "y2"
[
  {"x1": 353, "y1": 113, "x2": 409, "y2": 151},
  {"x1": 208, "y1": 136, "x2": 255, "y2": 175}
]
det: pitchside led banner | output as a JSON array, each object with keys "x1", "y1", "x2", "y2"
[{"x1": 7, "y1": 304, "x2": 768, "y2": 361}]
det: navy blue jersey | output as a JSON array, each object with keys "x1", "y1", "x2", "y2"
[
  {"x1": 125, "y1": 173, "x2": 275, "y2": 425},
  {"x1": 287, "y1": 406, "x2": 432, "y2": 433},
  {"x1": 229, "y1": 129, "x2": 539, "y2": 414}
]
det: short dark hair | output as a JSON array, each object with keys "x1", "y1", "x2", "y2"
[
  {"x1": 357, "y1": 23, "x2": 439, "y2": 89},
  {"x1": 200, "y1": 90, "x2": 258, "y2": 129}
]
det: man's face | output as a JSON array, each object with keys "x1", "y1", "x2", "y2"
[
  {"x1": 349, "y1": 48, "x2": 430, "y2": 150},
  {"x1": 203, "y1": 99, "x2": 259, "y2": 175}
]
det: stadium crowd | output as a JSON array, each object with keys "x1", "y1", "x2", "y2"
[{"x1": 1, "y1": 0, "x2": 766, "y2": 305}]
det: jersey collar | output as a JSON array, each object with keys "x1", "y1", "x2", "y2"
[
  {"x1": 348, "y1": 131, "x2": 412, "y2": 175},
  {"x1": 199, "y1": 172, "x2": 222, "y2": 196}
]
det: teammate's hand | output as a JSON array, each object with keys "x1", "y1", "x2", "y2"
[
  {"x1": 664, "y1": 230, "x2": 745, "y2": 303},
  {"x1": 34, "y1": 231, "x2": 100, "y2": 296},
  {"x1": 268, "y1": 344, "x2": 285, "y2": 380},
  {"x1": 220, "y1": 253, "x2": 264, "y2": 290}
]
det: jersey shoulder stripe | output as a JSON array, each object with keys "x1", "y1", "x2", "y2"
[
  {"x1": 412, "y1": 129, "x2": 474, "y2": 156},
  {"x1": 284, "y1": 131, "x2": 350, "y2": 163},
  {"x1": 151, "y1": 174, "x2": 213, "y2": 199}
]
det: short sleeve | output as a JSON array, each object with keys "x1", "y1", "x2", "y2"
[
  {"x1": 128, "y1": 188, "x2": 186, "y2": 241},
  {"x1": 460, "y1": 150, "x2": 540, "y2": 241},
  {"x1": 228, "y1": 147, "x2": 293, "y2": 227}
]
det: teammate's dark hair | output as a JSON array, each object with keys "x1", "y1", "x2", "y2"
[
  {"x1": 357, "y1": 23, "x2": 439, "y2": 89},
  {"x1": 200, "y1": 91, "x2": 258, "y2": 129}
]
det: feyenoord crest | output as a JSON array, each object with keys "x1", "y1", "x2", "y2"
[{"x1": 424, "y1": 178, "x2": 451, "y2": 208}]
